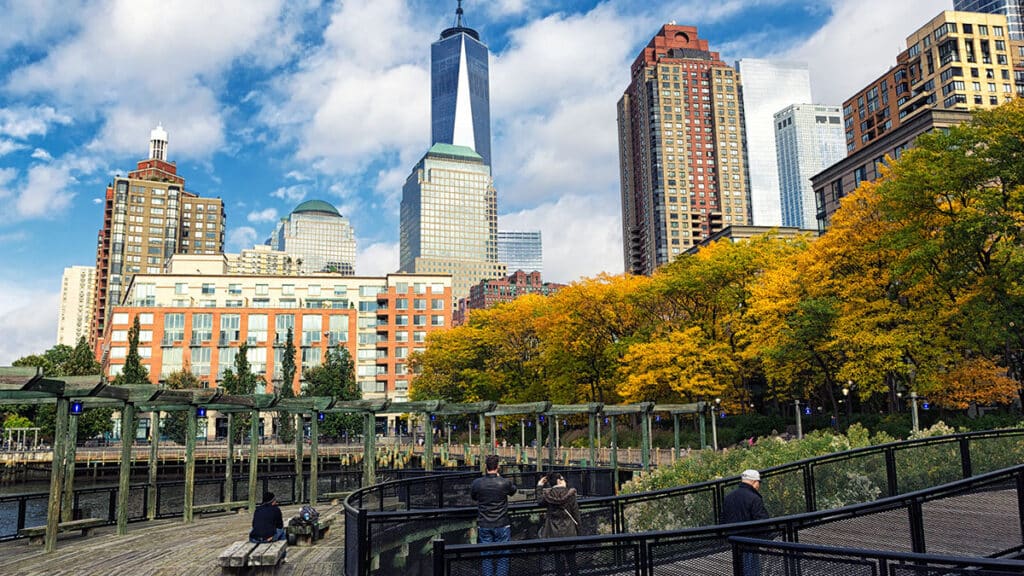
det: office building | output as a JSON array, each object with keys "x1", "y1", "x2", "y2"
[
  {"x1": 57, "y1": 266, "x2": 96, "y2": 346},
  {"x1": 844, "y1": 11, "x2": 1019, "y2": 156},
  {"x1": 497, "y1": 230, "x2": 543, "y2": 274},
  {"x1": 735, "y1": 59, "x2": 813, "y2": 226},
  {"x1": 102, "y1": 254, "x2": 452, "y2": 401},
  {"x1": 454, "y1": 270, "x2": 565, "y2": 325},
  {"x1": 431, "y1": 1, "x2": 492, "y2": 166},
  {"x1": 618, "y1": 24, "x2": 750, "y2": 276},
  {"x1": 774, "y1": 104, "x2": 846, "y2": 229},
  {"x1": 267, "y1": 199, "x2": 356, "y2": 275},
  {"x1": 92, "y1": 126, "x2": 224, "y2": 353},
  {"x1": 955, "y1": 0, "x2": 1024, "y2": 40},
  {"x1": 400, "y1": 144, "x2": 505, "y2": 304},
  {"x1": 685, "y1": 225, "x2": 819, "y2": 255},
  {"x1": 226, "y1": 244, "x2": 302, "y2": 276}
]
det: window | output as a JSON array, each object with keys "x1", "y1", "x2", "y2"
[
  {"x1": 164, "y1": 313, "x2": 185, "y2": 344},
  {"x1": 282, "y1": 284, "x2": 295, "y2": 296},
  {"x1": 174, "y1": 283, "x2": 188, "y2": 295},
  {"x1": 228, "y1": 284, "x2": 242, "y2": 295},
  {"x1": 413, "y1": 315, "x2": 427, "y2": 326},
  {"x1": 431, "y1": 298, "x2": 445, "y2": 310},
  {"x1": 112, "y1": 313, "x2": 129, "y2": 325},
  {"x1": 201, "y1": 283, "x2": 215, "y2": 295},
  {"x1": 192, "y1": 313, "x2": 213, "y2": 344},
  {"x1": 110, "y1": 347, "x2": 126, "y2": 359},
  {"x1": 161, "y1": 348, "x2": 183, "y2": 378},
  {"x1": 302, "y1": 315, "x2": 322, "y2": 345},
  {"x1": 218, "y1": 348, "x2": 237, "y2": 378},
  {"x1": 301, "y1": 347, "x2": 321, "y2": 369},
  {"x1": 308, "y1": 284, "x2": 321, "y2": 297},
  {"x1": 431, "y1": 315, "x2": 445, "y2": 327},
  {"x1": 395, "y1": 298, "x2": 408, "y2": 310},
  {"x1": 139, "y1": 313, "x2": 154, "y2": 325},
  {"x1": 256, "y1": 284, "x2": 269, "y2": 296},
  {"x1": 139, "y1": 330, "x2": 153, "y2": 343},
  {"x1": 327, "y1": 315, "x2": 348, "y2": 346},
  {"x1": 413, "y1": 298, "x2": 426, "y2": 310},
  {"x1": 191, "y1": 348, "x2": 211, "y2": 376},
  {"x1": 111, "y1": 330, "x2": 128, "y2": 342},
  {"x1": 247, "y1": 314, "x2": 268, "y2": 344},
  {"x1": 219, "y1": 314, "x2": 240, "y2": 344}
]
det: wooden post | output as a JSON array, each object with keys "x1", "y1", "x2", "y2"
[
  {"x1": 699, "y1": 407, "x2": 707, "y2": 449},
  {"x1": 610, "y1": 415, "x2": 619, "y2": 490},
  {"x1": 673, "y1": 414, "x2": 681, "y2": 459},
  {"x1": 423, "y1": 413, "x2": 434, "y2": 471},
  {"x1": 183, "y1": 408, "x2": 197, "y2": 524},
  {"x1": 547, "y1": 416, "x2": 555, "y2": 468},
  {"x1": 225, "y1": 412, "x2": 235, "y2": 502},
  {"x1": 61, "y1": 412, "x2": 79, "y2": 522},
  {"x1": 310, "y1": 413, "x2": 319, "y2": 505},
  {"x1": 362, "y1": 412, "x2": 376, "y2": 487},
  {"x1": 117, "y1": 403, "x2": 136, "y2": 535},
  {"x1": 294, "y1": 413, "x2": 304, "y2": 503},
  {"x1": 478, "y1": 413, "x2": 486, "y2": 473},
  {"x1": 248, "y1": 410, "x2": 259, "y2": 513},
  {"x1": 147, "y1": 411, "x2": 160, "y2": 520},
  {"x1": 641, "y1": 410, "x2": 651, "y2": 472},
  {"x1": 588, "y1": 413, "x2": 597, "y2": 467},
  {"x1": 45, "y1": 397, "x2": 69, "y2": 553},
  {"x1": 535, "y1": 415, "x2": 543, "y2": 472},
  {"x1": 490, "y1": 415, "x2": 497, "y2": 450}
]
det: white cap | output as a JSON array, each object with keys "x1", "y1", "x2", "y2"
[{"x1": 741, "y1": 469, "x2": 761, "y2": 482}]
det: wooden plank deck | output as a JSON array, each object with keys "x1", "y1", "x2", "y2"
[{"x1": 0, "y1": 504, "x2": 345, "y2": 576}]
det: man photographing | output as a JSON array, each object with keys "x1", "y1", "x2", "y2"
[{"x1": 470, "y1": 455, "x2": 517, "y2": 576}]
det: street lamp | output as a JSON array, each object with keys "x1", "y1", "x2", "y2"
[
  {"x1": 842, "y1": 381, "x2": 852, "y2": 426},
  {"x1": 710, "y1": 398, "x2": 721, "y2": 451}
]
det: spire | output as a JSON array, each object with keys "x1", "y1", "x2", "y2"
[{"x1": 455, "y1": 0, "x2": 464, "y2": 28}]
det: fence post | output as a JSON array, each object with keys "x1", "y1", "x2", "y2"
[
  {"x1": 803, "y1": 462, "x2": 816, "y2": 512},
  {"x1": 117, "y1": 403, "x2": 136, "y2": 535},
  {"x1": 225, "y1": 412, "x2": 234, "y2": 502},
  {"x1": 147, "y1": 411, "x2": 160, "y2": 520},
  {"x1": 432, "y1": 538, "x2": 446, "y2": 576},
  {"x1": 884, "y1": 447, "x2": 899, "y2": 497},
  {"x1": 908, "y1": 499, "x2": 926, "y2": 553},
  {"x1": 959, "y1": 436, "x2": 972, "y2": 479}
]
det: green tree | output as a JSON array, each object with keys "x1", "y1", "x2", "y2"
[
  {"x1": 117, "y1": 316, "x2": 150, "y2": 385},
  {"x1": 277, "y1": 327, "x2": 297, "y2": 443},
  {"x1": 221, "y1": 342, "x2": 259, "y2": 441},
  {"x1": 161, "y1": 368, "x2": 201, "y2": 444},
  {"x1": 303, "y1": 345, "x2": 360, "y2": 439},
  {"x1": 65, "y1": 337, "x2": 101, "y2": 376}
]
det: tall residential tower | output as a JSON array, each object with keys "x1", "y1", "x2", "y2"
[
  {"x1": 618, "y1": 25, "x2": 750, "y2": 275},
  {"x1": 774, "y1": 104, "x2": 845, "y2": 229},
  {"x1": 58, "y1": 265, "x2": 96, "y2": 346}
]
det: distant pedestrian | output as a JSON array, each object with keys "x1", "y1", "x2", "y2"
[
  {"x1": 721, "y1": 470, "x2": 769, "y2": 575},
  {"x1": 470, "y1": 455, "x2": 517, "y2": 576}
]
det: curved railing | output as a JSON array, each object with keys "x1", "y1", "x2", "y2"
[{"x1": 343, "y1": 427, "x2": 1024, "y2": 575}]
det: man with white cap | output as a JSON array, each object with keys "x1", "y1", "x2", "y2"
[{"x1": 721, "y1": 469, "x2": 769, "y2": 524}]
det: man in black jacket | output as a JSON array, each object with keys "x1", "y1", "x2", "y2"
[
  {"x1": 721, "y1": 470, "x2": 769, "y2": 575},
  {"x1": 250, "y1": 491, "x2": 286, "y2": 543},
  {"x1": 470, "y1": 455, "x2": 517, "y2": 576}
]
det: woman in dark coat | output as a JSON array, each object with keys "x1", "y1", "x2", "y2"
[{"x1": 536, "y1": 472, "x2": 582, "y2": 537}]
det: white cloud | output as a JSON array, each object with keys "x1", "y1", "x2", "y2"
[
  {"x1": 0, "y1": 139, "x2": 26, "y2": 157},
  {"x1": 271, "y1": 185, "x2": 308, "y2": 204},
  {"x1": 227, "y1": 226, "x2": 259, "y2": 252},
  {"x1": 0, "y1": 1, "x2": 88, "y2": 54},
  {"x1": 0, "y1": 105, "x2": 72, "y2": 139},
  {"x1": 247, "y1": 208, "x2": 279, "y2": 223},
  {"x1": 31, "y1": 148, "x2": 53, "y2": 161},
  {"x1": 500, "y1": 194, "x2": 622, "y2": 283},
  {"x1": 0, "y1": 280, "x2": 60, "y2": 365},
  {"x1": 782, "y1": 0, "x2": 952, "y2": 104},
  {"x1": 0, "y1": 164, "x2": 76, "y2": 220},
  {"x1": 356, "y1": 241, "x2": 400, "y2": 277}
]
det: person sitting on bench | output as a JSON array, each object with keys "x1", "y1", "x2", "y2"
[{"x1": 250, "y1": 492, "x2": 286, "y2": 543}]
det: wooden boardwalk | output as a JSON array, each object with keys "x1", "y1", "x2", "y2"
[{"x1": 0, "y1": 504, "x2": 345, "y2": 576}]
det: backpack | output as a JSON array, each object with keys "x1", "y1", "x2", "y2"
[{"x1": 299, "y1": 505, "x2": 319, "y2": 524}]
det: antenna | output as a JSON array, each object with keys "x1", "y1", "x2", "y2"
[{"x1": 456, "y1": 0, "x2": 464, "y2": 28}]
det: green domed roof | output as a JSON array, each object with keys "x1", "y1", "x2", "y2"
[{"x1": 292, "y1": 199, "x2": 340, "y2": 217}]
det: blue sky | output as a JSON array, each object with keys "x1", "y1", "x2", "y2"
[{"x1": 0, "y1": 0, "x2": 951, "y2": 363}]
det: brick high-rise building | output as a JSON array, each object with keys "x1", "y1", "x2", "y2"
[
  {"x1": 91, "y1": 126, "x2": 225, "y2": 355},
  {"x1": 618, "y1": 24, "x2": 750, "y2": 276}
]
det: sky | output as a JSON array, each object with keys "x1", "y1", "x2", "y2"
[{"x1": 0, "y1": 0, "x2": 953, "y2": 364}]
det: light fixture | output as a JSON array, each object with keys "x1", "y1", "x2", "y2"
[
  {"x1": 317, "y1": 412, "x2": 325, "y2": 422},
  {"x1": 69, "y1": 401, "x2": 84, "y2": 415},
  {"x1": 196, "y1": 407, "x2": 207, "y2": 418}
]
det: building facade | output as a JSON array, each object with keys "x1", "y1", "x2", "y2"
[
  {"x1": 497, "y1": 230, "x2": 543, "y2": 274},
  {"x1": 102, "y1": 257, "x2": 452, "y2": 401},
  {"x1": 400, "y1": 143, "x2": 505, "y2": 304},
  {"x1": 844, "y1": 11, "x2": 1020, "y2": 156},
  {"x1": 812, "y1": 108, "x2": 973, "y2": 228},
  {"x1": 57, "y1": 266, "x2": 96, "y2": 346},
  {"x1": 226, "y1": 244, "x2": 302, "y2": 276},
  {"x1": 735, "y1": 59, "x2": 813, "y2": 226},
  {"x1": 92, "y1": 126, "x2": 224, "y2": 352},
  {"x1": 267, "y1": 200, "x2": 356, "y2": 275},
  {"x1": 454, "y1": 270, "x2": 565, "y2": 325},
  {"x1": 774, "y1": 104, "x2": 846, "y2": 229},
  {"x1": 955, "y1": 0, "x2": 1024, "y2": 40},
  {"x1": 431, "y1": 3, "x2": 492, "y2": 166},
  {"x1": 618, "y1": 24, "x2": 750, "y2": 276}
]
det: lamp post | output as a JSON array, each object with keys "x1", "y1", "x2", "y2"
[
  {"x1": 910, "y1": 391, "x2": 920, "y2": 433},
  {"x1": 794, "y1": 399, "x2": 803, "y2": 439},
  {"x1": 842, "y1": 382, "x2": 852, "y2": 428},
  {"x1": 710, "y1": 398, "x2": 721, "y2": 451}
]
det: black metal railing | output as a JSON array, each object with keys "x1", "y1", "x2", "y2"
[
  {"x1": 342, "y1": 428, "x2": 1024, "y2": 575},
  {"x1": 729, "y1": 537, "x2": 1024, "y2": 576},
  {"x1": 436, "y1": 465, "x2": 1024, "y2": 575}
]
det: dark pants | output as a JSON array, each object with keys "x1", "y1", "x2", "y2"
[{"x1": 478, "y1": 525, "x2": 512, "y2": 576}]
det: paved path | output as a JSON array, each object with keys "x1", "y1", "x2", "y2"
[{"x1": 0, "y1": 504, "x2": 345, "y2": 576}]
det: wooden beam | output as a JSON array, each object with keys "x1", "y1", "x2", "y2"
[
  {"x1": 653, "y1": 403, "x2": 702, "y2": 414},
  {"x1": 183, "y1": 407, "x2": 197, "y2": 524},
  {"x1": 310, "y1": 413, "x2": 319, "y2": 505},
  {"x1": 383, "y1": 400, "x2": 442, "y2": 414},
  {"x1": 45, "y1": 396, "x2": 68, "y2": 553},
  {"x1": 484, "y1": 401, "x2": 550, "y2": 416},
  {"x1": 601, "y1": 402, "x2": 655, "y2": 416},
  {"x1": 61, "y1": 413, "x2": 78, "y2": 522},
  {"x1": 23, "y1": 378, "x2": 64, "y2": 395},
  {"x1": 248, "y1": 411, "x2": 259, "y2": 514},
  {"x1": 362, "y1": 413, "x2": 375, "y2": 487},
  {"x1": 116, "y1": 404, "x2": 135, "y2": 536},
  {"x1": 423, "y1": 413, "x2": 434, "y2": 472},
  {"x1": 147, "y1": 411, "x2": 160, "y2": 521},
  {"x1": 434, "y1": 401, "x2": 496, "y2": 416},
  {"x1": 225, "y1": 413, "x2": 235, "y2": 502},
  {"x1": 0, "y1": 366, "x2": 41, "y2": 387},
  {"x1": 325, "y1": 399, "x2": 390, "y2": 413},
  {"x1": 294, "y1": 413, "x2": 304, "y2": 503},
  {"x1": 545, "y1": 403, "x2": 604, "y2": 416}
]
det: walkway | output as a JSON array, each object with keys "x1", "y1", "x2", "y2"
[{"x1": 0, "y1": 504, "x2": 344, "y2": 576}]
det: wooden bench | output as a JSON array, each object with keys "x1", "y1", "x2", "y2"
[
  {"x1": 18, "y1": 518, "x2": 106, "y2": 545},
  {"x1": 286, "y1": 511, "x2": 337, "y2": 546},
  {"x1": 218, "y1": 540, "x2": 287, "y2": 572},
  {"x1": 194, "y1": 500, "x2": 249, "y2": 516}
]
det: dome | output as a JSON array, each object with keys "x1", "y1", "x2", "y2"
[{"x1": 292, "y1": 199, "x2": 341, "y2": 217}]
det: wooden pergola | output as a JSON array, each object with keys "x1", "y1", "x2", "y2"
[{"x1": 0, "y1": 367, "x2": 713, "y2": 552}]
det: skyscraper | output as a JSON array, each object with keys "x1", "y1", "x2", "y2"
[
  {"x1": 267, "y1": 199, "x2": 356, "y2": 275},
  {"x1": 618, "y1": 24, "x2": 750, "y2": 276},
  {"x1": 400, "y1": 144, "x2": 505, "y2": 304},
  {"x1": 954, "y1": 0, "x2": 1024, "y2": 39},
  {"x1": 497, "y1": 230, "x2": 543, "y2": 274},
  {"x1": 774, "y1": 104, "x2": 846, "y2": 229},
  {"x1": 431, "y1": 1, "x2": 492, "y2": 166},
  {"x1": 735, "y1": 59, "x2": 813, "y2": 226},
  {"x1": 58, "y1": 265, "x2": 96, "y2": 346},
  {"x1": 92, "y1": 126, "x2": 224, "y2": 353}
]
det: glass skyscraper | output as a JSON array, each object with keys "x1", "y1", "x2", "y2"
[
  {"x1": 497, "y1": 230, "x2": 543, "y2": 275},
  {"x1": 735, "y1": 59, "x2": 813, "y2": 227},
  {"x1": 267, "y1": 200, "x2": 356, "y2": 275},
  {"x1": 774, "y1": 104, "x2": 845, "y2": 229},
  {"x1": 954, "y1": 0, "x2": 1024, "y2": 39},
  {"x1": 431, "y1": 6, "x2": 492, "y2": 166}
]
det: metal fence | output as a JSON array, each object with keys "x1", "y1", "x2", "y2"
[
  {"x1": 342, "y1": 428, "x2": 1024, "y2": 576},
  {"x1": 729, "y1": 537, "x2": 1024, "y2": 576}
]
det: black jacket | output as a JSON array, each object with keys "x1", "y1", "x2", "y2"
[
  {"x1": 470, "y1": 473, "x2": 518, "y2": 528},
  {"x1": 721, "y1": 482, "x2": 769, "y2": 525},
  {"x1": 536, "y1": 485, "x2": 581, "y2": 538},
  {"x1": 250, "y1": 503, "x2": 284, "y2": 540}
]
